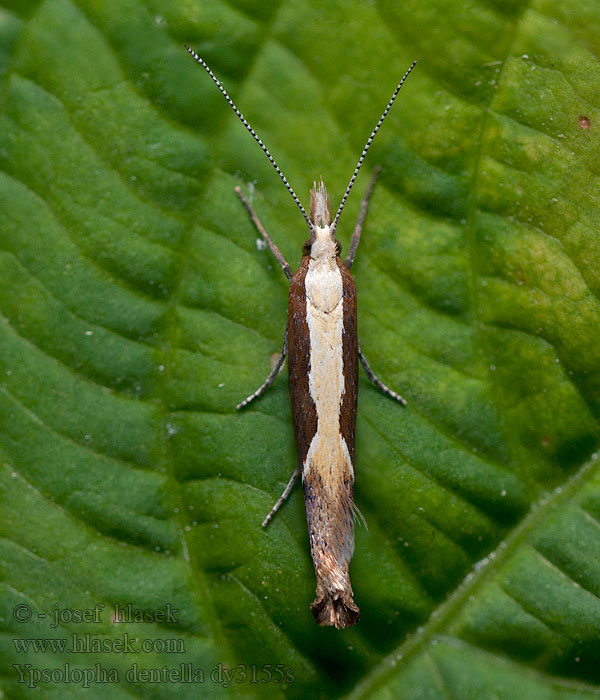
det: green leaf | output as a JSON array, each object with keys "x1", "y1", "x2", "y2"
[{"x1": 1, "y1": 0, "x2": 600, "y2": 698}]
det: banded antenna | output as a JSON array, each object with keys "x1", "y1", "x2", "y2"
[
  {"x1": 331, "y1": 60, "x2": 418, "y2": 234},
  {"x1": 185, "y1": 45, "x2": 313, "y2": 231}
]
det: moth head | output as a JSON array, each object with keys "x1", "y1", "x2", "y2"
[
  {"x1": 303, "y1": 238, "x2": 341, "y2": 257},
  {"x1": 308, "y1": 178, "x2": 341, "y2": 258},
  {"x1": 309, "y1": 178, "x2": 332, "y2": 230}
]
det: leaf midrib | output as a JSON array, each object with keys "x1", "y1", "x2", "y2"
[{"x1": 345, "y1": 452, "x2": 600, "y2": 700}]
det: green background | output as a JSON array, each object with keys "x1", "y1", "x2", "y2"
[{"x1": 1, "y1": 0, "x2": 600, "y2": 698}]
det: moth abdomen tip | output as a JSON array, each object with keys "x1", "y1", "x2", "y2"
[{"x1": 311, "y1": 591, "x2": 360, "y2": 629}]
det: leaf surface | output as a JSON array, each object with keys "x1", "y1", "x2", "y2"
[{"x1": 1, "y1": 0, "x2": 600, "y2": 698}]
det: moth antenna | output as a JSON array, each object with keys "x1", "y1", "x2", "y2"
[
  {"x1": 185, "y1": 45, "x2": 312, "y2": 231},
  {"x1": 331, "y1": 60, "x2": 418, "y2": 233}
]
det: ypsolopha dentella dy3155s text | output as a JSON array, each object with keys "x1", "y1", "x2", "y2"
[{"x1": 186, "y1": 45, "x2": 416, "y2": 629}]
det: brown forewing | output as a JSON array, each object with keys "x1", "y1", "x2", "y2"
[
  {"x1": 287, "y1": 256, "x2": 317, "y2": 466},
  {"x1": 337, "y1": 258, "x2": 358, "y2": 465}
]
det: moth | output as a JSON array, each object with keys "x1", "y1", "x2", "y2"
[{"x1": 186, "y1": 46, "x2": 416, "y2": 628}]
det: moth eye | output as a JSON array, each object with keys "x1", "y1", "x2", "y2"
[
  {"x1": 302, "y1": 239, "x2": 312, "y2": 256},
  {"x1": 336, "y1": 241, "x2": 342, "y2": 256}
]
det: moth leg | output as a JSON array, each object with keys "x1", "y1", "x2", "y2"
[
  {"x1": 236, "y1": 327, "x2": 288, "y2": 410},
  {"x1": 235, "y1": 186, "x2": 293, "y2": 281},
  {"x1": 262, "y1": 466, "x2": 300, "y2": 528},
  {"x1": 344, "y1": 165, "x2": 381, "y2": 270},
  {"x1": 358, "y1": 341, "x2": 407, "y2": 405}
]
